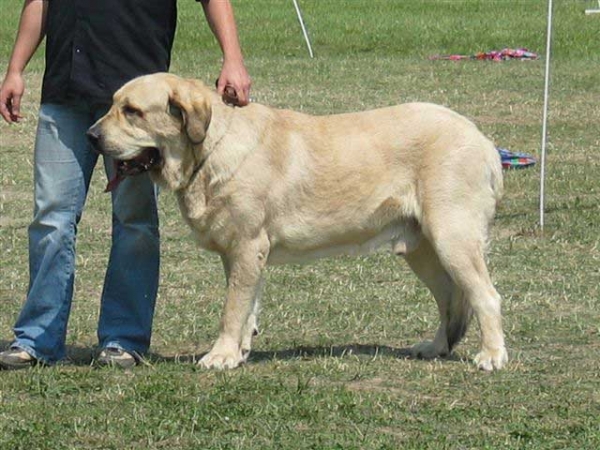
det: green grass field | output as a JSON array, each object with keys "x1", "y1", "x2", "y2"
[{"x1": 1, "y1": 1, "x2": 599, "y2": 448}]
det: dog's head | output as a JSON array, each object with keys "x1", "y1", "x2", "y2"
[{"x1": 88, "y1": 73, "x2": 212, "y2": 191}]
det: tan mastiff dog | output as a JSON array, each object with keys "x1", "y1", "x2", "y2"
[{"x1": 88, "y1": 73, "x2": 507, "y2": 371}]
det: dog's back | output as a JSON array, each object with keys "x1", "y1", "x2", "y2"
[{"x1": 227, "y1": 102, "x2": 502, "y2": 265}]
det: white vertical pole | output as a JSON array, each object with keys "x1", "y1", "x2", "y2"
[
  {"x1": 540, "y1": 0, "x2": 554, "y2": 230},
  {"x1": 293, "y1": 0, "x2": 314, "y2": 58}
]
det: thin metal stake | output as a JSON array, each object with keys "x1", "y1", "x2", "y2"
[
  {"x1": 540, "y1": 0, "x2": 554, "y2": 230},
  {"x1": 293, "y1": 0, "x2": 314, "y2": 58}
]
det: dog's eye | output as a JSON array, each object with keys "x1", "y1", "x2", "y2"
[
  {"x1": 123, "y1": 105, "x2": 143, "y2": 118},
  {"x1": 168, "y1": 101, "x2": 183, "y2": 120}
]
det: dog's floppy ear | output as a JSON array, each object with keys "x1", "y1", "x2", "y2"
[{"x1": 169, "y1": 80, "x2": 212, "y2": 144}]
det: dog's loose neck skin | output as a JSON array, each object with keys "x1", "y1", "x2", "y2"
[
  {"x1": 198, "y1": 95, "x2": 264, "y2": 190},
  {"x1": 173, "y1": 95, "x2": 262, "y2": 246}
]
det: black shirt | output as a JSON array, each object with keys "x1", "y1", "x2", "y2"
[{"x1": 41, "y1": 0, "x2": 187, "y2": 105}]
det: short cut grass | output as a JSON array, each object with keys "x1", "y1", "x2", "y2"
[{"x1": 1, "y1": 1, "x2": 599, "y2": 449}]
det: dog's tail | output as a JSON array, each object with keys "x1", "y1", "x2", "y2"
[
  {"x1": 481, "y1": 135, "x2": 504, "y2": 210},
  {"x1": 490, "y1": 143, "x2": 504, "y2": 205}
]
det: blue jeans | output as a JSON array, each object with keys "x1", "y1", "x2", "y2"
[{"x1": 11, "y1": 101, "x2": 160, "y2": 364}]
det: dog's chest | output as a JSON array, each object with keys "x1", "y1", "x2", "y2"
[{"x1": 176, "y1": 188, "x2": 240, "y2": 254}]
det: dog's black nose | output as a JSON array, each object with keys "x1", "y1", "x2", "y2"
[{"x1": 86, "y1": 127, "x2": 103, "y2": 154}]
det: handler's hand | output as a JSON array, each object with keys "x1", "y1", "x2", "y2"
[
  {"x1": 0, "y1": 72, "x2": 25, "y2": 123},
  {"x1": 216, "y1": 58, "x2": 251, "y2": 107}
]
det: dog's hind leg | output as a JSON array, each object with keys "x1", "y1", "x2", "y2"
[
  {"x1": 404, "y1": 238, "x2": 471, "y2": 359},
  {"x1": 200, "y1": 235, "x2": 270, "y2": 370},
  {"x1": 425, "y1": 217, "x2": 507, "y2": 371}
]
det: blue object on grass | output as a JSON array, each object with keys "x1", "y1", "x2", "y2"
[{"x1": 497, "y1": 147, "x2": 536, "y2": 169}]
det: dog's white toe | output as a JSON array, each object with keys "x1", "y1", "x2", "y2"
[
  {"x1": 474, "y1": 347, "x2": 508, "y2": 371},
  {"x1": 199, "y1": 353, "x2": 243, "y2": 370},
  {"x1": 199, "y1": 347, "x2": 245, "y2": 370}
]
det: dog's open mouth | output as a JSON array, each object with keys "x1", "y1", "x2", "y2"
[
  {"x1": 117, "y1": 147, "x2": 162, "y2": 177},
  {"x1": 105, "y1": 147, "x2": 162, "y2": 192}
]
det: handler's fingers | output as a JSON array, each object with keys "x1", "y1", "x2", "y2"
[
  {"x1": 0, "y1": 91, "x2": 23, "y2": 123},
  {"x1": 216, "y1": 76, "x2": 251, "y2": 106},
  {"x1": 223, "y1": 85, "x2": 239, "y2": 105},
  {"x1": 234, "y1": 84, "x2": 250, "y2": 106},
  {"x1": 10, "y1": 93, "x2": 22, "y2": 122},
  {"x1": 0, "y1": 92, "x2": 13, "y2": 123}
]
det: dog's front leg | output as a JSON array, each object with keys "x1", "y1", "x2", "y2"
[{"x1": 200, "y1": 236, "x2": 269, "y2": 370}]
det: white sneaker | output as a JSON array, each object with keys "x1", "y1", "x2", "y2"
[{"x1": 96, "y1": 347, "x2": 137, "y2": 368}]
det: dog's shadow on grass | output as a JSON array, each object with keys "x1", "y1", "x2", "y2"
[
  {"x1": 250, "y1": 344, "x2": 415, "y2": 363},
  {"x1": 150, "y1": 343, "x2": 465, "y2": 366}
]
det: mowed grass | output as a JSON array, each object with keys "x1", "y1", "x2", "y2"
[{"x1": 1, "y1": 1, "x2": 599, "y2": 448}]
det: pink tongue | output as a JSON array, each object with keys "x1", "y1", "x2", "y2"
[
  {"x1": 105, "y1": 173, "x2": 124, "y2": 192},
  {"x1": 105, "y1": 160, "x2": 124, "y2": 192}
]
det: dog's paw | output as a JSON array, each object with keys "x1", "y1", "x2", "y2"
[
  {"x1": 474, "y1": 347, "x2": 508, "y2": 371},
  {"x1": 411, "y1": 340, "x2": 449, "y2": 359},
  {"x1": 199, "y1": 337, "x2": 248, "y2": 370},
  {"x1": 199, "y1": 348, "x2": 246, "y2": 370}
]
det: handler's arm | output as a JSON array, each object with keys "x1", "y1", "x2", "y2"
[
  {"x1": 0, "y1": 0, "x2": 48, "y2": 123},
  {"x1": 200, "y1": 0, "x2": 251, "y2": 106}
]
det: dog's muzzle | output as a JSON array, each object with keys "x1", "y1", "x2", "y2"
[
  {"x1": 86, "y1": 126, "x2": 162, "y2": 192},
  {"x1": 87, "y1": 127, "x2": 104, "y2": 154}
]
